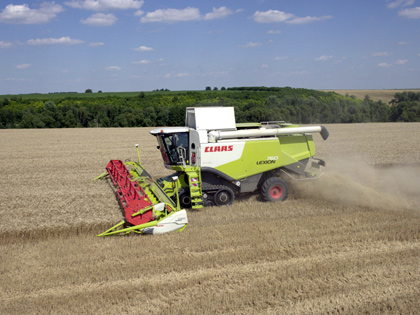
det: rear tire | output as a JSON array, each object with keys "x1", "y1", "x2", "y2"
[{"x1": 261, "y1": 177, "x2": 288, "y2": 202}]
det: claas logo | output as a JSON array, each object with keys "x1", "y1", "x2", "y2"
[{"x1": 204, "y1": 145, "x2": 233, "y2": 153}]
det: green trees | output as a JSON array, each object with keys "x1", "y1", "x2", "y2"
[
  {"x1": 389, "y1": 91, "x2": 420, "y2": 122},
  {"x1": 1, "y1": 87, "x2": 417, "y2": 129}
]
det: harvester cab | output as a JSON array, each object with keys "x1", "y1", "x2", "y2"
[{"x1": 153, "y1": 127, "x2": 190, "y2": 168}]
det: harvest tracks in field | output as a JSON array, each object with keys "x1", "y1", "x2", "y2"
[{"x1": 1, "y1": 124, "x2": 419, "y2": 314}]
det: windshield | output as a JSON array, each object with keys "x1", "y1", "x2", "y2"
[{"x1": 158, "y1": 132, "x2": 189, "y2": 165}]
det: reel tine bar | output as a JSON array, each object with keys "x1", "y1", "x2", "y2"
[{"x1": 106, "y1": 160, "x2": 154, "y2": 226}]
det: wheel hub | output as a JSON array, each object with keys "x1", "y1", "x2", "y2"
[{"x1": 270, "y1": 185, "x2": 283, "y2": 199}]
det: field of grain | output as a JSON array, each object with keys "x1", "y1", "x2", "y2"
[
  {"x1": 1, "y1": 123, "x2": 419, "y2": 314},
  {"x1": 320, "y1": 89, "x2": 420, "y2": 103}
]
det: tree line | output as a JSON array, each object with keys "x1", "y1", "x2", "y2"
[{"x1": 0, "y1": 88, "x2": 419, "y2": 129}]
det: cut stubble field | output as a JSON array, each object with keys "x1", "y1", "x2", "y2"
[{"x1": 1, "y1": 123, "x2": 419, "y2": 314}]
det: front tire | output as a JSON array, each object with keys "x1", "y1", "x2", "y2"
[
  {"x1": 179, "y1": 189, "x2": 192, "y2": 208},
  {"x1": 261, "y1": 177, "x2": 288, "y2": 202},
  {"x1": 204, "y1": 199, "x2": 215, "y2": 207},
  {"x1": 214, "y1": 186, "x2": 234, "y2": 206}
]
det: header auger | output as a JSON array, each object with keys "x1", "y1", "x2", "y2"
[{"x1": 95, "y1": 106, "x2": 328, "y2": 236}]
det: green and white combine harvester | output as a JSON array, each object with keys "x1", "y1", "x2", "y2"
[{"x1": 95, "y1": 106, "x2": 329, "y2": 236}]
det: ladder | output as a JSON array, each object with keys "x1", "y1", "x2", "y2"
[{"x1": 186, "y1": 167, "x2": 203, "y2": 209}]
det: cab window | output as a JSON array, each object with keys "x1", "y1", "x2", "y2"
[{"x1": 158, "y1": 132, "x2": 189, "y2": 165}]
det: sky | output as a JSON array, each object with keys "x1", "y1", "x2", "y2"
[{"x1": 0, "y1": 0, "x2": 420, "y2": 94}]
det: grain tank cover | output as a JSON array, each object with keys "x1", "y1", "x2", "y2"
[{"x1": 185, "y1": 107, "x2": 236, "y2": 131}]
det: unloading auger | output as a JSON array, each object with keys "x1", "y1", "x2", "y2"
[{"x1": 94, "y1": 145, "x2": 188, "y2": 237}]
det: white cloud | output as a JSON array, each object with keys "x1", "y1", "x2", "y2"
[
  {"x1": 65, "y1": 0, "x2": 144, "y2": 11},
  {"x1": 141, "y1": 7, "x2": 201, "y2": 23},
  {"x1": 372, "y1": 51, "x2": 393, "y2": 56},
  {"x1": 105, "y1": 66, "x2": 120, "y2": 71},
  {"x1": 287, "y1": 15, "x2": 332, "y2": 24},
  {"x1": 387, "y1": 0, "x2": 414, "y2": 9},
  {"x1": 16, "y1": 63, "x2": 31, "y2": 69},
  {"x1": 274, "y1": 56, "x2": 288, "y2": 61},
  {"x1": 176, "y1": 73, "x2": 189, "y2": 77},
  {"x1": 204, "y1": 7, "x2": 232, "y2": 20},
  {"x1": 399, "y1": 7, "x2": 420, "y2": 18},
  {"x1": 378, "y1": 62, "x2": 392, "y2": 67},
  {"x1": 132, "y1": 60, "x2": 151, "y2": 65},
  {"x1": 81, "y1": 13, "x2": 117, "y2": 26},
  {"x1": 316, "y1": 55, "x2": 333, "y2": 61},
  {"x1": 133, "y1": 45, "x2": 154, "y2": 52},
  {"x1": 240, "y1": 42, "x2": 262, "y2": 48},
  {"x1": 395, "y1": 59, "x2": 408, "y2": 65},
  {"x1": 268, "y1": 29, "x2": 282, "y2": 34},
  {"x1": 334, "y1": 56, "x2": 347, "y2": 64},
  {"x1": 89, "y1": 42, "x2": 104, "y2": 47},
  {"x1": 0, "y1": 2, "x2": 63, "y2": 24},
  {"x1": 139, "y1": 6, "x2": 233, "y2": 23},
  {"x1": 252, "y1": 10, "x2": 294, "y2": 23},
  {"x1": 252, "y1": 10, "x2": 331, "y2": 24},
  {"x1": 27, "y1": 36, "x2": 85, "y2": 45},
  {"x1": 0, "y1": 41, "x2": 13, "y2": 48}
]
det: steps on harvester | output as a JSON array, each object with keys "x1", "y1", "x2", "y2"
[{"x1": 186, "y1": 167, "x2": 203, "y2": 209}]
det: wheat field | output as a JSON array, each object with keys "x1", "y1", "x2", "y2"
[
  {"x1": 320, "y1": 89, "x2": 420, "y2": 103},
  {"x1": 1, "y1": 123, "x2": 419, "y2": 314}
]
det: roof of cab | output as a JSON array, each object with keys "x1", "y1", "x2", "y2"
[{"x1": 150, "y1": 127, "x2": 190, "y2": 135}]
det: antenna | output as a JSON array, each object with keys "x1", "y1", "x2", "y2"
[{"x1": 135, "y1": 144, "x2": 141, "y2": 165}]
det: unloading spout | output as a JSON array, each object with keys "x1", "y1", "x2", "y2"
[{"x1": 208, "y1": 126, "x2": 329, "y2": 142}]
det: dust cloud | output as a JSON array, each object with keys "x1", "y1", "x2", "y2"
[{"x1": 292, "y1": 157, "x2": 420, "y2": 211}]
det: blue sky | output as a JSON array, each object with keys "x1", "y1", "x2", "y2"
[{"x1": 1, "y1": 0, "x2": 419, "y2": 94}]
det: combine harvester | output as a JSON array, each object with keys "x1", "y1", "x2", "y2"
[{"x1": 96, "y1": 106, "x2": 328, "y2": 236}]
